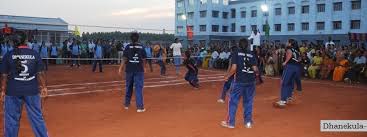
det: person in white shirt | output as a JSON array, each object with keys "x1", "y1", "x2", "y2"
[
  {"x1": 248, "y1": 29, "x2": 261, "y2": 51},
  {"x1": 67, "y1": 39, "x2": 72, "y2": 52},
  {"x1": 219, "y1": 50, "x2": 227, "y2": 69},
  {"x1": 45, "y1": 40, "x2": 52, "y2": 48},
  {"x1": 210, "y1": 49, "x2": 219, "y2": 68},
  {"x1": 27, "y1": 40, "x2": 33, "y2": 49},
  {"x1": 88, "y1": 40, "x2": 96, "y2": 64},
  {"x1": 170, "y1": 38, "x2": 183, "y2": 75},
  {"x1": 225, "y1": 51, "x2": 231, "y2": 59},
  {"x1": 325, "y1": 37, "x2": 335, "y2": 49},
  {"x1": 219, "y1": 50, "x2": 227, "y2": 60}
]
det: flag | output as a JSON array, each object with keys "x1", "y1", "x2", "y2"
[{"x1": 73, "y1": 26, "x2": 81, "y2": 37}]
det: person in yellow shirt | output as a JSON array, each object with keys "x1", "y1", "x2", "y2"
[
  {"x1": 299, "y1": 43, "x2": 307, "y2": 55},
  {"x1": 308, "y1": 52, "x2": 323, "y2": 79}
]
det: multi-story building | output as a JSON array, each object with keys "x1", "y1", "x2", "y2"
[{"x1": 175, "y1": 0, "x2": 367, "y2": 47}]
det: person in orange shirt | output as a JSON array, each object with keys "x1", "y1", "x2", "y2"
[
  {"x1": 333, "y1": 55, "x2": 349, "y2": 82},
  {"x1": 320, "y1": 54, "x2": 335, "y2": 79}
]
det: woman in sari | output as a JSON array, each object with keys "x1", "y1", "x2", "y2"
[
  {"x1": 332, "y1": 55, "x2": 349, "y2": 82},
  {"x1": 265, "y1": 52, "x2": 275, "y2": 76},
  {"x1": 320, "y1": 54, "x2": 335, "y2": 79}
]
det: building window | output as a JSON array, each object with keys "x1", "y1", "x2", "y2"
[
  {"x1": 177, "y1": 13, "x2": 184, "y2": 21},
  {"x1": 288, "y1": 23, "x2": 295, "y2": 31},
  {"x1": 251, "y1": 25, "x2": 257, "y2": 31},
  {"x1": 188, "y1": 0, "x2": 194, "y2": 6},
  {"x1": 352, "y1": 0, "x2": 361, "y2": 10},
  {"x1": 188, "y1": 26, "x2": 194, "y2": 32},
  {"x1": 231, "y1": 9, "x2": 236, "y2": 18},
  {"x1": 251, "y1": 10, "x2": 257, "y2": 17},
  {"x1": 317, "y1": 4, "x2": 325, "y2": 12},
  {"x1": 200, "y1": 11, "x2": 207, "y2": 18},
  {"x1": 275, "y1": 8, "x2": 282, "y2": 16},
  {"x1": 212, "y1": 25, "x2": 219, "y2": 32},
  {"x1": 200, "y1": 0, "x2": 207, "y2": 5},
  {"x1": 188, "y1": 12, "x2": 194, "y2": 20},
  {"x1": 240, "y1": 25, "x2": 246, "y2": 32},
  {"x1": 351, "y1": 20, "x2": 360, "y2": 29},
  {"x1": 274, "y1": 24, "x2": 281, "y2": 32},
  {"x1": 333, "y1": 2, "x2": 343, "y2": 11},
  {"x1": 302, "y1": 22, "x2": 309, "y2": 31},
  {"x1": 177, "y1": 1, "x2": 184, "y2": 8},
  {"x1": 177, "y1": 26, "x2": 183, "y2": 33},
  {"x1": 302, "y1": 5, "x2": 309, "y2": 14},
  {"x1": 223, "y1": 12, "x2": 229, "y2": 19},
  {"x1": 200, "y1": 25, "x2": 207, "y2": 32},
  {"x1": 222, "y1": 26, "x2": 228, "y2": 32},
  {"x1": 231, "y1": 23, "x2": 236, "y2": 32},
  {"x1": 223, "y1": 0, "x2": 229, "y2": 5},
  {"x1": 212, "y1": 11, "x2": 219, "y2": 18},
  {"x1": 212, "y1": 0, "x2": 219, "y2": 4},
  {"x1": 316, "y1": 22, "x2": 325, "y2": 30},
  {"x1": 333, "y1": 21, "x2": 342, "y2": 30},
  {"x1": 288, "y1": 7, "x2": 295, "y2": 15},
  {"x1": 241, "y1": 11, "x2": 246, "y2": 18}
]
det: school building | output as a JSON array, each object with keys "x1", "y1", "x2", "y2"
[
  {"x1": 175, "y1": 0, "x2": 367, "y2": 47},
  {"x1": 0, "y1": 15, "x2": 69, "y2": 44}
]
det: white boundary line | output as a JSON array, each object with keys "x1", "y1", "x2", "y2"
[
  {"x1": 47, "y1": 79, "x2": 224, "y2": 97},
  {"x1": 48, "y1": 76, "x2": 224, "y2": 92},
  {"x1": 48, "y1": 74, "x2": 224, "y2": 88}
]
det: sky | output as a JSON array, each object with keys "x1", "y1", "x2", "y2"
[{"x1": 0, "y1": 0, "x2": 175, "y2": 33}]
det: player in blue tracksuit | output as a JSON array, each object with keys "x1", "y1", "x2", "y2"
[
  {"x1": 0, "y1": 31, "x2": 49, "y2": 137},
  {"x1": 217, "y1": 46, "x2": 238, "y2": 103},
  {"x1": 70, "y1": 41, "x2": 81, "y2": 68},
  {"x1": 183, "y1": 50, "x2": 199, "y2": 89},
  {"x1": 274, "y1": 39, "x2": 301, "y2": 108},
  {"x1": 221, "y1": 38, "x2": 259, "y2": 129},
  {"x1": 92, "y1": 39, "x2": 103, "y2": 72},
  {"x1": 144, "y1": 43, "x2": 153, "y2": 72},
  {"x1": 118, "y1": 32, "x2": 147, "y2": 113}
]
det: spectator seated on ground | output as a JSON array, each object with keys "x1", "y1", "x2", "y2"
[
  {"x1": 345, "y1": 50, "x2": 366, "y2": 83},
  {"x1": 320, "y1": 54, "x2": 335, "y2": 80},
  {"x1": 265, "y1": 52, "x2": 275, "y2": 76},
  {"x1": 300, "y1": 53, "x2": 310, "y2": 77},
  {"x1": 308, "y1": 51, "x2": 323, "y2": 79},
  {"x1": 333, "y1": 55, "x2": 349, "y2": 82}
]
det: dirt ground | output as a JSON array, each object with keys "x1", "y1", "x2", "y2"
[{"x1": 0, "y1": 64, "x2": 367, "y2": 137}]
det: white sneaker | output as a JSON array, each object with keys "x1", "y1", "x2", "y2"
[
  {"x1": 217, "y1": 99, "x2": 225, "y2": 103},
  {"x1": 137, "y1": 108, "x2": 146, "y2": 113},
  {"x1": 273, "y1": 101, "x2": 287, "y2": 108},
  {"x1": 220, "y1": 121, "x2": 235, "y2": 129},
  {"x1": 124, "y1": 107, "x2": 129, "y2": 110},
  {"x1": 245, "y1": 122, "x2": 252, "y2": 128}
]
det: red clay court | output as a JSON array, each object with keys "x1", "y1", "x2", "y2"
[{"x1": 1, "y1": 65, "x2": 367, "y2": 137}]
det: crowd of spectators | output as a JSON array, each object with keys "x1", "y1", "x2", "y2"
[
  {"x1": 188, "y1": 37, "x2": 367, "y2": 84},
  {"x1": 1, "y1": 36, "x2": 366, "y2": 84}
]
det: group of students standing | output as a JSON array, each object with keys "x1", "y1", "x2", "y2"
[{"x1": 0, "y1": 31, "x2": 303, "y2": 137}]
